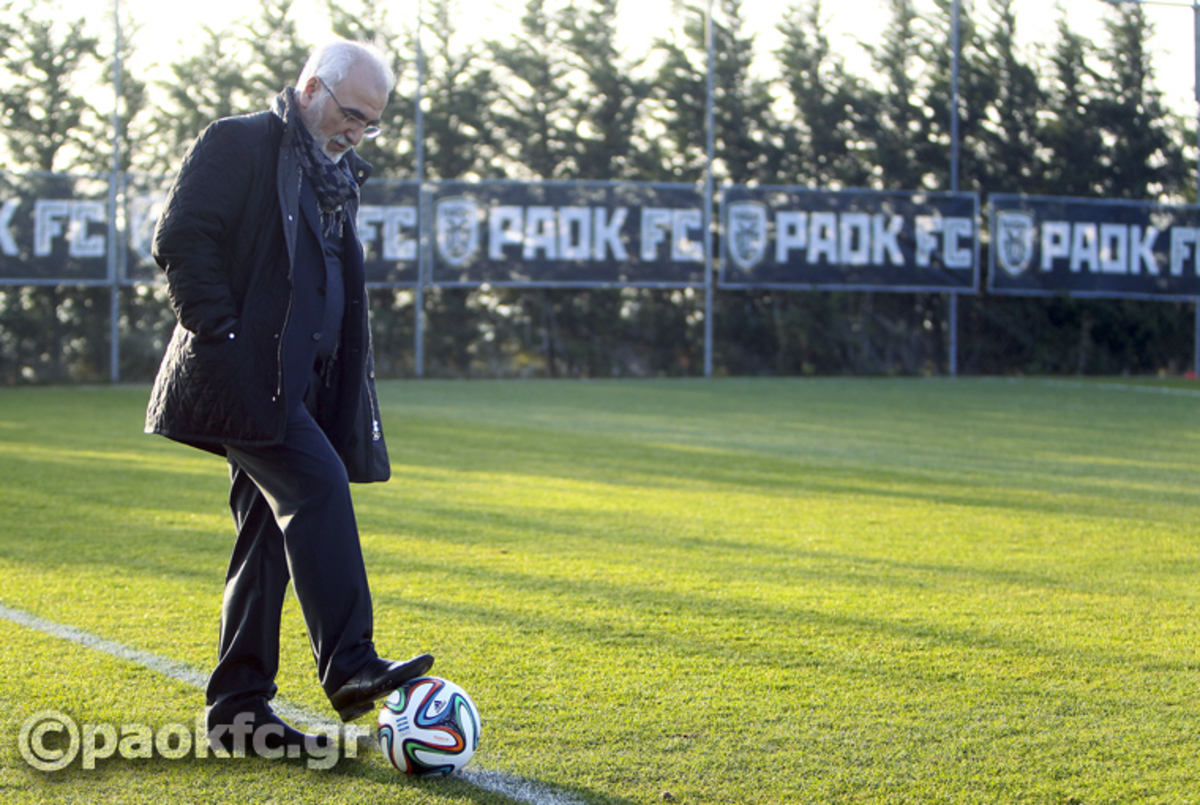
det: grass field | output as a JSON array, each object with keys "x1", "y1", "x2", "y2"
[{"x1": 1, "y1": 377, "x2": 1199, "y2": 804}]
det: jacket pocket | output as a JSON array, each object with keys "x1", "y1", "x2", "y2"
[{"x1": 343, "y1": 378, "x2": 390, "y2": 482}]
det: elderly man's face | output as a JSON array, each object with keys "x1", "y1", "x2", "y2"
[{"x1": 297, "y1": 61, "x2": 387, "y2": 162}]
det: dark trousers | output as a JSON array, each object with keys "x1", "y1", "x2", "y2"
[{"x1": 206, "y1": 382, "x2": 375, "y2": 716}]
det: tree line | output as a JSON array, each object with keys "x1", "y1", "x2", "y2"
[{"x1": 1, "y1": 0, "x2": 1196, "y2": 382}]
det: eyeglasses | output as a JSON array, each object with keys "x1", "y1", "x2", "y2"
[{"x1": 317, "y1": 77, "x2": 383, "y2": 139}]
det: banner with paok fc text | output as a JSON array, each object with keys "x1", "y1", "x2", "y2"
[
  {"x1": 0, "y1": 172, "x2": 113, "y2": 284},
  {"x1": 428, "y1": 180, "x2": 707, "y2": 287},
  {"x1": 1, "y1": 175, "x2": 708, "y2": 288},
  {"x1": 989, "y1": 194, "x2": 1200, "y2": 299},
  {"x1": 128, "y1": 178, "x2": 422, "y2": 285},
  {"x1": 720, "y1": 186, "x2": 980, "y2": 292}
]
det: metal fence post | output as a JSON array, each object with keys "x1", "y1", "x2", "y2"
[
  {"x1": 108, "y1": 0, "x2": 123, "y2": 384},
  {"x1": 703, "y1": 0, "x2": 715, "y2": 379}
]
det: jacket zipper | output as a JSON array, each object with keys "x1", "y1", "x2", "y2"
[{"x1": 275, "y1": 166, "x2": 302, "y2": 405}]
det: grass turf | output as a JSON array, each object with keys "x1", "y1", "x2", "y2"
[{"x1": 0, "y1": 377, "x2": 1198, "y2": 803}]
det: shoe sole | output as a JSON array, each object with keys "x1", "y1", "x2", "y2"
[{"x1": 336, "y1": 655, "x2": 435, "y2": 722}]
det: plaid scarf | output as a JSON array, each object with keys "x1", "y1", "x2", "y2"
[{"x1": 272, "y1": 88, "x2": 358, "y2": 239}]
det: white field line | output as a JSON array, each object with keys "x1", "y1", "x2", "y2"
[
  {"x1": 0, "y1": 601, "x2": 586, "y2": 805},
  {"x1": 1034, "y1": 379, "x2": 1200, "y2": 398}
]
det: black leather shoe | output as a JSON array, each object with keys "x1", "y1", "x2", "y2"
[
  {"x1": 207, "y1": 702, "x2": 332, "y2": 759},
  {"x1": 329, "y1": 654, "x2": 435, "y2": 722}
]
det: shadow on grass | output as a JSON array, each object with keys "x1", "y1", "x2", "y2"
[
  {"x1": 385, "y1": 418, "x2": 1200, "y2": 524},
  {"x1": 368, "y1": 550, "x2": 1181, "y2": 680}
]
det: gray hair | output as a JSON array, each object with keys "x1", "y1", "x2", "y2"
[{"x1": 297, "y1": 38, "x2": 395, "y2": 95}]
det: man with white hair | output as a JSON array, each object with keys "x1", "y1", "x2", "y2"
[{"x1": 146, "y1": 38, "x2": 433, "y2": 756}]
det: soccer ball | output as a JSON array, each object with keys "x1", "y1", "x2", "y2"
[{"x1": 377, "y1": 676, "x2": 481, "y2": 777}]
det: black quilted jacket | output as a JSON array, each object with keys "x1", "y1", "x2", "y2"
[{"x1": 144, "y1": 108, "x2": 390, "y2": 483}]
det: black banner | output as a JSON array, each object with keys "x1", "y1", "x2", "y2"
[
  {"x1": 122, "y1": 177, "x2": 419, "y2": 286},
  {"x1": 0, "y1": 172, "x2": 111, "y2": 284},
  {"x1": 720, "y1": 186, "x2": 979, "y2": 292},
  {"x1": 359, "y1": 180, "x2": 420, "y2": 286},
  {"x1": 989, "y1": 194, "x2": 1200, "y2": 299},
  {"x1": 428, "y1": 180, "x2": 707, "y2": 287},
  {"x1": 123, "y1": 174, "x2": 172, "y2": 284}
]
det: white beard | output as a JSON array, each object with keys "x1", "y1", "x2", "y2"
[
  {"x1": 299, "y1": 93, "x2": 350, "y2": 163},
  {"x1": 321, "y1": 137, "x2": 351, "y2": 163}
]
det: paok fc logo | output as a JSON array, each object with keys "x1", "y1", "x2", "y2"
[
  {"x1": 727, "y1": 201, "x2": 768, "y2": 271},
  {"x1": 435, "y1": 196, "x2": 480, "y2": 266},
  {"x1": 995, "y1": 210, "x2": 1036, "y2": 276}
]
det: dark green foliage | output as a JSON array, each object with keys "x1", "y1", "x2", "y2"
[
  {"x1": 861, "y1": 0, "x2": 944, "y2": 191},
  {"x1": 417, "y1": 0, "x2": 499, "y2": 180},
  {"x1": 74, "y1": 8, "x2": 149, "y2": 175},
  {"x1": 1090, "y1": 5, "x2": 1188, "y2": 201},
  {"x1": 0, "y1": 0, "x2": 100, "y2": 173},
  {"x1": 1039, "y1": 16, "x2": 1107, "y2": 198},
  {"x1": 559, "y1": 0, "x2": 656, "y2": 181},
  {"x1": 486, "y1": 0, "x2": 577, "y2": 179},
  {"x1": 0, "y1": 0, "x2": 1197, "y2": 382},
  {"x1": 155, "y1": 29, "x2": 260, "y2": 170},
  {"x1": 650, "y1": 0, "x2": 776, "y2": 184},
  {"x1": 774, "y1": 1, "x2": 874, "y2": 188}
]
